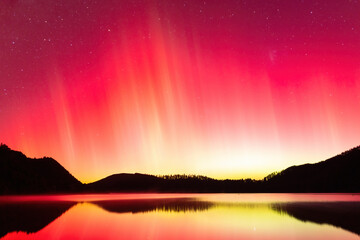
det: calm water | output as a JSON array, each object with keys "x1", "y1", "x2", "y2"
[{"x1": 0, "y1": 194, "x2": 360, "y2": 240}]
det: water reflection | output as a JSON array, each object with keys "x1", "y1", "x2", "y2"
[
  {"x1": 92, "y1": 198, "x2": 214, "y2": 213},
  {"x1": 272, "y1": 202, "x2": 360, "y2": 235},
  {"x1": 0, "y1": 201, "x2": 76, "y2": 238},
  {"x1": 1, "y1": 194, "x2": 360, "y2": 240}
]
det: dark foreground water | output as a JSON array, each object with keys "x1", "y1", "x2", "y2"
[{"x1": 0, "y1": 194, "x2": 360, "y2": 240}]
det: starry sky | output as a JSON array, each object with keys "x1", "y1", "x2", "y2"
[{"x1": 1, "y1": 0, "x2": 360, "y2": 183}]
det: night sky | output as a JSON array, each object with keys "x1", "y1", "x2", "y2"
[{"x1": 1, "y1": 0, "x2": 360, "y2": 182}]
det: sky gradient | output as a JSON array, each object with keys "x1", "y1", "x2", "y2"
[{"x1": 1, "y1": 0, "x2": 360, "y2": 183}]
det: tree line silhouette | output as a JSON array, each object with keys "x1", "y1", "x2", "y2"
[{"x1": 1, "y1": 143, "x2": 360, "y2": 194}]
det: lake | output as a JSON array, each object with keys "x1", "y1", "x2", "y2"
[{"x1": 1, "y1": 194, "x2": 360, "y2": 239}]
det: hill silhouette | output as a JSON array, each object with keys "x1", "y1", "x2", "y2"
[
  {"x1": 85, "y1": 173, "x2": 262, "y2": 193},
  {"x1": 264, "y1": 146, "x2": 360, "y2": 192},
  {"x1": 86, "y1": 173, "x2": 164, "y2": 192},
  {"x1": 1, "y1": 143, "x2": 360, "y2": 193},
  {"x1": 0, "y1": 144, "x2": 82, "y2": 194}
]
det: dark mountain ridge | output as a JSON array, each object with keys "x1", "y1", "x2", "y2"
[
  {"x1": 1, "y1": 143, "x2": 359, "y2": 194},
  {"x1": 86, "y1": 173, "x2": 163, "y2": 192},
  {"x1": 264, "y1": 146, "x2": 360, "y2": 192},
  {"x1": 85, "y1": 173, "x2": 263, "y2": 193},
  {"x1": 0, "y1": 144, "x2": 82, "y2": 195}
]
